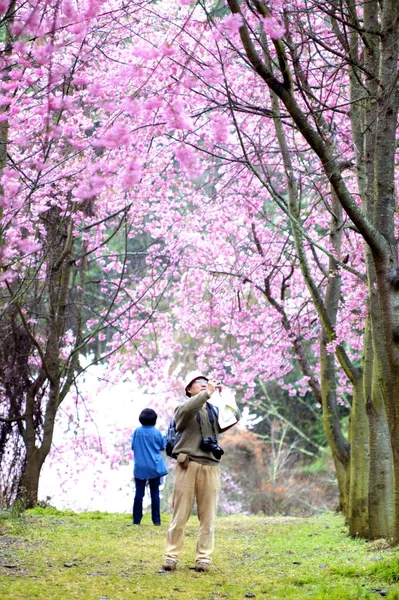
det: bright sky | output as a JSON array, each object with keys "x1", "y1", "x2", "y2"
[{"x1": 39, "y1": 363, "x2": 162, "y2": 513}]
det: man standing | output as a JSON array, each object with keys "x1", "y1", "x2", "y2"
[{"x1": 162, "y1": 371, "x2": 239, "y2": 573}]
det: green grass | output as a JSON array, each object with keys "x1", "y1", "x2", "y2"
[{"x1": 1, "y1": 508, "x2": 399, "y2": 599}]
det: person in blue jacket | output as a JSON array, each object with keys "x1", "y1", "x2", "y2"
[{"x1": 131, "y1": 408, "x2": 168, "y2": 526}]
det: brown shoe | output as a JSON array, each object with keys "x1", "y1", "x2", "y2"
[
  {"x1": 195, "y1": 561, "x2": 210, "y2": 572},
  {"x1": 162, "y1": 559, "x2": 177, "y2": 571}
]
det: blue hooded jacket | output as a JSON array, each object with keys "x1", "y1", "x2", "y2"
[{"x1": 131, "y1": 425, "x2": 168, "y2": 480}]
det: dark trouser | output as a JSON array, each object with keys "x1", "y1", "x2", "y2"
[{"x1": 133, "y1": 476, "x2": 161, "y2": 525}]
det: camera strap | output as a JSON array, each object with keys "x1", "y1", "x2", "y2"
[{"x1": 196, "y1": 402, "x2": 218, "y2": 440}]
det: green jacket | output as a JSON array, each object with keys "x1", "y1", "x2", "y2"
[{"x1": 173, "y1": 390, "x2": 239, "y2": 465}]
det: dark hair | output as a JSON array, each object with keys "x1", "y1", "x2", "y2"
[{"x1": 139, "y1": 408, "x2": 157, "y2": 426}]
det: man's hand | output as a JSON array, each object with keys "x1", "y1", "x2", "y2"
[{"x1": 206, "y1": 379, "x2": 222, "y2": 396}]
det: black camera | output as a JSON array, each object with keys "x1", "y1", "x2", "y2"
[{"x1": 200, "y1": 437, "x2": 224, "y2": 460}]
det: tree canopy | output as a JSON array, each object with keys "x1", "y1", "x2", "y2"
[{"x1": 0, "y1": 0, "x2": 398, "y2": 541}]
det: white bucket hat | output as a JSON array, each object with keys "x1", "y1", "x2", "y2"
[{"x1": 184, "y1": 370, "x2": 208, "y2": 397}]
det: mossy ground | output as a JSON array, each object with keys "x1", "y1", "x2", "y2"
[{"x1": 1, "y1": 508, "x2": 399, "y2": 599}]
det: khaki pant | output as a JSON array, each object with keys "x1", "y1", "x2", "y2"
[{"x1": 165, "y1": 461, "x2": 221, "y2": 564}]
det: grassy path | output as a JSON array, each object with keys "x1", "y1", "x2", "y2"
[{"x1": 1, "y1": 508, "x2": 399, "y2": 599}]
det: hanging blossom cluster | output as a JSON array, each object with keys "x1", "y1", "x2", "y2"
[{"x1": 116, "y1": 0, "x2": 368, "y2": 407}]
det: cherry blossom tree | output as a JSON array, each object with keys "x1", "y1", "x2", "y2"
[
  {"x1": 144, "y1": 0, "x2": 397, "y2": 540},
  {"x1": 1, "y1": 0, "x2": 398, "y2": 545},
  {"x1": 91, "y1": 0, "x2": 397, "y2": 540},
  {"x1": 0, "y1": 0, "x2": 183, "y2": 507}
]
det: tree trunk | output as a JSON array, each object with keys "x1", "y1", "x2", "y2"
[
  {"x1": 266, "y1": 52, "x2": 352, "y2": 519},
  {"x1": 347, "y1": 381, "x2": 369, "y2": 537},
  {"x1": 367, "y1": 385, "x2": 394, "y2": 538},
  {"x1": 364, "y1": 292, "x2": 395, "y2": 538},
  {"x1": 333, "y1": 454, "x2": 349, "y2": 518},
  {"x1": 371, "y1": 0, "x2": 399, "y2": 542},
  {"x1": 12, "y1": 211, "x2": 76, "y2": 508},
  {"x1": 20, "y1": 449, "x2": 43, "y2": 508}
]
